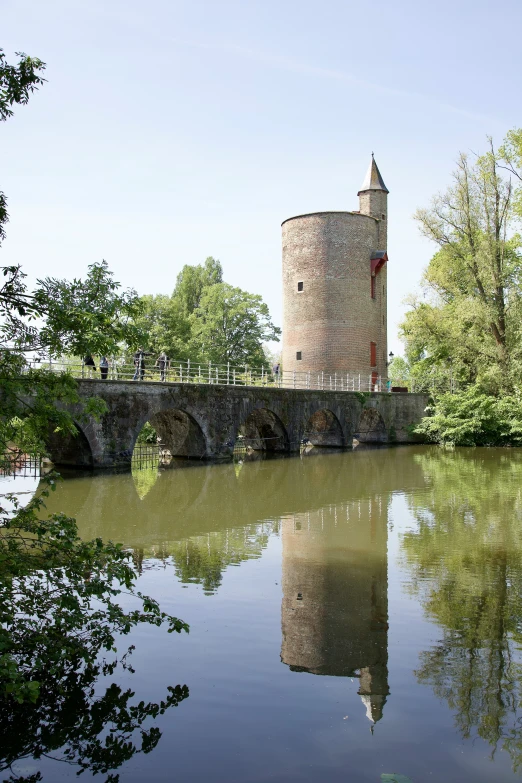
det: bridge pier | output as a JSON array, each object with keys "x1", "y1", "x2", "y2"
[{"x1": 47, "y1": 380, "x2": 428, "y2": 468}]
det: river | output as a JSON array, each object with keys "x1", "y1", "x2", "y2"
[{"x1": 5, "y1": 445, "x2": 522, "y2": 782}]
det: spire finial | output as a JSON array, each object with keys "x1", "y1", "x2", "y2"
[{"x1": 358, "y1": 154, "x2": 389, "y2": 194}]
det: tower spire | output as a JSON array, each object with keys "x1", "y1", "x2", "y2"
[{"x1": 358, "y1": 154, "x2": 389, "y2": 195}]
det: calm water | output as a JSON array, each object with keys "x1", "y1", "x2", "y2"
[{"x1": 11, "y1": 446, "x2": 522, "y2": 782}]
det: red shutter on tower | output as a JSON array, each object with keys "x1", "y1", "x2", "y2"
[
  {"x1": 370, "y1": 252, "x2": 388, "y2": 300},
  {"x1": 370, "y1": 342, "x2": 377, "y2": 367}
]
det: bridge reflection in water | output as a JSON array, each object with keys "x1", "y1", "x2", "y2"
[{"x1": 281, "y1": 500, "x2": 389, "y2": 725}]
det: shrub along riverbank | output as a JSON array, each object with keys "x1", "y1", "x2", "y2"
[{"x1": 414, "y1": 386, "x2": 522, "y2": 446}]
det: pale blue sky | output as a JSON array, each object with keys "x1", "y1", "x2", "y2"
[{"x1": 1, "y1": 0, "x2": 520, "y2": 356}]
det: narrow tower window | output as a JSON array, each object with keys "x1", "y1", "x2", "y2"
[
  {"x1": 370, "y1": 342, "x2": 377, "y2": 367},
  {"x1": 297, "y1": 281, "x2": 304, "y2": 292},
  {"x1": 296, "y1": 351, "x2": 302, "y2": 360},
  {"x1": 371, "y1": 276, "x2": 376, "y2": 299}
]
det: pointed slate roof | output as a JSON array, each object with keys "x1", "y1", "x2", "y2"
[{"x1": 358, "y1": 154, "x2": 389, "y2": 194}]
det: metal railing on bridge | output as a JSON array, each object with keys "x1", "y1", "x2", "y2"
[{"x1": 27, "y1": 358, "x2": 407, "y2": 393}]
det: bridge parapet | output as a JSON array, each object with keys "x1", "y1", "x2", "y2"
[{"x1": 30, "y1": 358, "x2": 417, "y2": 393}]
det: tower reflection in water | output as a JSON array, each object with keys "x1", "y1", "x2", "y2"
[{"x1": 280, "y1": 497, "x2": 389, "y2": 725}]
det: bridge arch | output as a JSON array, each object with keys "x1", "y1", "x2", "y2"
[
  {"x1": 355, "y1": 407, "x2": 387, "y2": 444},
  {"x1": 46, "y1": 420, "x2": 94, "y2": 467},
  {"x1": 303, "y1": 409, "x2": 345, "y2": 448},
  {"x1": 134, "y1": 407, "x2": 208, "y2": 459},
  {"x1": 237, "y1": 407, "x2": 290, "y2": 452}
]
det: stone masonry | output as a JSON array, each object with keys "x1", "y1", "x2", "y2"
[
  {"x1": 282, "y1": 156, "x2": 389, "y2": 379},
  {"x1": 47, "y1": 379, "x2": 428, "y2": 468}
]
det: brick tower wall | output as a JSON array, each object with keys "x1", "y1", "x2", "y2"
[{"x1": 282, "y1": 211, "x2": 388, "y2": 379}]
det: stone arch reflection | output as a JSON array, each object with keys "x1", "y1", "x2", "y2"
[{"x1": 280, "y1": 497, "x2": 389, "y2": 725}]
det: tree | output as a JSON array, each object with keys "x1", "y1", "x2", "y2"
[
  {"x1": 0, "y1": 48, "x2": 189, "y2": 781},
  {"x1": 0, "y1": 48, "x2": 46, "y2": 245},
  {"x1": 132, "y1": 258, "x2": 281, "y2": 367},
  {"x1": 35, "y1": 261, "x2": 144, "y2": 359},
  {"x1": 0, "y1": 260, "x2": 147, "y2": 466},
  {"x1": 387, "y1": 356, "x2": 410, "y2": 387},
  {"x1": 0, "y1": 487, "x2": 189, "y2": 783},
  {"x1": 129, "y1": 258, "x2": 223, "y2": 361},
  {"x1": 129, "y1": 293, "x2": 190, "y2": 361},
  {"x1": 174, "y1": 256, "x2": 223, "y2": 317},
  {"x1": 190, "y1": 282, "x2": 281, "y2": 366},
  {"x1": 499, "y1": 129, "x2": 522, "y2": 218},
  {"x1": 401, "y1": 137, "x2": 522, "y2": 391},
  {"x1": 0, "y1": 48, "x2": 46, "y2": 123}
]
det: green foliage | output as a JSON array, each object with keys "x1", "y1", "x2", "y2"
[
  {"x1": 0, "y1": 481, "x2": 188, "y2": 780},
  {"x1": 0, "y1": 263, "x2": 135, "y2": 469},
  {"x1": 132, "y1": 460, "x2": 161, "y2": 500},
  {"x1": 174, "y1": 256, "x2": 223, "y2": 316},
  {"x1": 131, "y1": 292, "x2": 190, "y2": 361},
  {"x1": 0, "y1": 50, "x2": 189, "y2": 780},
  {"x1": 401, "y1": 132, "x2": 522, "y2": 444},
  {"x1": 401, "y1": 449, "x2": 522, "y2": 769},
  {"x1": 169, "y1": 522, "x2": 277, "y2": 594},
  {"x1": 0, "y1": 359, "x2": 108, "y2": 469},
  {"x1": 387, "y1": 356, "x2": 410, "y2": 387},
  {"x1": 0, "y1": 48, "x2": 46, "y2": 123},
  {"x1": 0, "y1": 49, "x2": 46, "y2": 246},
  {"x1": 190, "y1": 282, "x2": 281, "y2": 365},
  {"x1": 0, "y1": 273, "x2": 188, "y2": 779},
  {"x1": 401, "y1": 135, "x2": 522, "y2": 392},
  {"x1": 131, "y1": 257, "x2": 280, "y2": 367},
  {"x1": 129, "y1": 257, "x2": 223, "y2": 361},
  {"x1": 35, "y1": 260, "x2": 145, "y2": 358},
  {"x1": 136, "y1": 421, "x2": 158, "y2": 444},
  {"x1": 408, "y1": 358, "x2": 454, "y2": 395},
  {"x1": 499, "y1": 128, "x2": 522, "y2": 219},
  {"x1": 414, "y1": 385, "x2": 522, "y2": 445}
]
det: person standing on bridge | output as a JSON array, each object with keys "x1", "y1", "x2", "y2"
[
  {"x1": 133, "y1": 348, "x2": 151, "y2": 381},
  {"x1": 83, "y1": 354, "x2": 96, "y2": 378},
  {"x1": 100, "y1": 355, "x2": 109, "y2": 380},
  {"x1": 155, "y1": 351, "x2": 169, "y2": 382},
  {"x1": 272, "y1": 363, "x2": 280, "y2": 386}
]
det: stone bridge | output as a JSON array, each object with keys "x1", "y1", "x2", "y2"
[{"x1": 48, "y1": 379, "x2": 429, "y2": 468}]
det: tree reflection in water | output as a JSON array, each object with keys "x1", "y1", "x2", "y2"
[
  {"x1": 1, "y1": 445, "x2": 189, "y2": 782},
  {"x1": 402, "y1": 449, "x2": 522, "y2": 770},
  {"x1": 1, "y1": 664, "x2": 188, "y2": 783}
]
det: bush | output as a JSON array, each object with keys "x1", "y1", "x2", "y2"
[
  {"x1": 136, "y1": 421, "x2": 158, "y2": 444},
  {"x1": 415, "y1": 385, "x2": 522, "y2": 446}
]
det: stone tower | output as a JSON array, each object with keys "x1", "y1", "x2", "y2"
[{"x1": 282, "y1": 156, "x2": 389, "y2": 382}]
